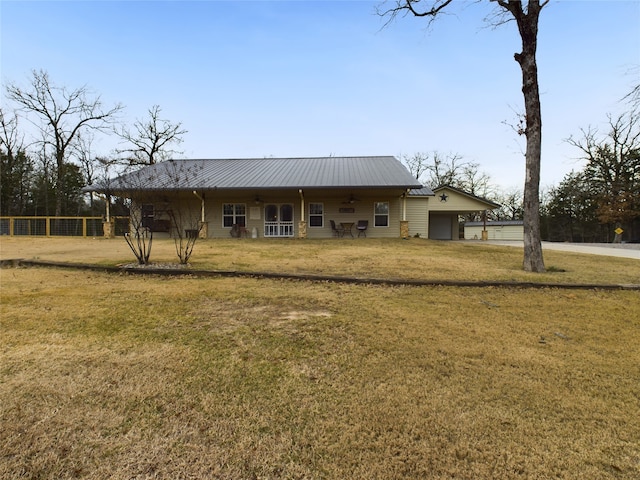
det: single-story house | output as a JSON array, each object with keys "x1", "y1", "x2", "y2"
[
  {"x1": 87, "y1": 156, "x2": 499, "y2": 240},
  {"x1": 464, "y1": 220, "x2": 525, "y2": 241}
]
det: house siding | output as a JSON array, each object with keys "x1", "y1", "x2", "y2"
[
  {"x1": 160, "y1": 190, "x2": 408, "y2": 239},
  {"x1": 432, "y1": 190, "x2": 491, "y2": 212},
  {"x1": 464, "y1": 224, "x2": 524, "y2": 241},
  {"x1": 405, "y1": 197, "x2": 429, "y2": 238}
]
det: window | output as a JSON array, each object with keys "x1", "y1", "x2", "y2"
[
  {"x1": 280, "y1": 204, "x2": 293, "y2": 222},
  {"x1": 374, "y1": 202, "x2": 389, "y2": 227},
  {"x1": 265, "y1": 204, "x2": 278, "y2": 222},
  {"x1": 141, "y1": 204, "x2": 154, "y2": 229},
  {"x1": 223, "y1": 203, "x2": 246, "y2": 227},
  {"x1": 309, "y1": 203, "x2": 324, "y2": 227}
]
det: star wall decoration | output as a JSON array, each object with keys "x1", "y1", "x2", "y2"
[{"x1": 439, "y1": 193, "x2": 448, "y2": 202}]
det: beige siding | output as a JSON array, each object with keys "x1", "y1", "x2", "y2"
[
  {"x1": 405, "y1": 198, "x2": 429, "y2": 238},
  {"x1": 197, "y1": 190, "x2": 409, "y2": 238},
  {"x1": 464, "y1": 225, "x2": 524, "y2": 241},
  {"x1": 431, "y1": 188, "x2": 494, "y2": 213}
]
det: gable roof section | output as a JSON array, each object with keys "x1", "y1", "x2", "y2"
[
  {"x1": 433, "y1": 185, "x2": 500, "y2": 209},
  {"x1": 93, "y1": 156, "x2": 424, "y2": 192}
]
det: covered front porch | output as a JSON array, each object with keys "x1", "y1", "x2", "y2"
[{"x1": 109, "y1": 187, "x2": 419, "y2": 240}]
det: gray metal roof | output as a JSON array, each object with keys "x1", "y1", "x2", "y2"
[
  {"x1": 407, "y1": 186, "x2": 435, "y2": 197},
  {"x1": 465, "y1": 220, "x2": 524, "y2": 227},
  {"x1": 91, "y1": 156, "x2": 425, "y2": 192}
]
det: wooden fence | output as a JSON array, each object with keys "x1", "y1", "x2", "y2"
[{"x1": 0, "y1": 217, "x2": 130, "y2": 237}]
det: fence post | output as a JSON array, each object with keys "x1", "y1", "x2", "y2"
[
  {"x1": 46, "y1": 217, "x2": 51, "y2": 237},
  {"x1": 103, "y1": 219, "x2": 115, "y2": 238}
]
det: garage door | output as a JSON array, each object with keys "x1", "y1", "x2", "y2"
[{"x1": 429, "y1": 215, "x2": 452, "y2": 240}]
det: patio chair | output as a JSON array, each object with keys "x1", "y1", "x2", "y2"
[
  {"x1": 330, "y1": 220, "x2": 345, "y2": 237},
  {"x1": 356, "y1": 220, "x2": 368, "y2": 237}
]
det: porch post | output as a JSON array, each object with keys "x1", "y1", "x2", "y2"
[
  {"x1": 400, "y1": 221, "x2": 409, "y2": 239},
  {"x1": 400, "y1": 190, "x2": 409, "y2": 239},
  {"x1": 102, "y1": 196, "x2": 115, "y2": 238},
  {"x1": 102, "y1": 219, "x2": 115, "y2": 238},
  {"x1": 193, "y1": 191, "x2": 208, "y2": 239},
  {"x1": 298, "y1": 189, "x2": 307, "y2": 239}
]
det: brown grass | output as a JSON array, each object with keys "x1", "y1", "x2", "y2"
[
  {"x1": 1, "y1": 236, "x2": 639, "y2": 285},
  {"x1": 1, "y1": 238, "x2": 639, "y2": 478}
]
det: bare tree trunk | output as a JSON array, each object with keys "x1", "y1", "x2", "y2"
[
  {"x1": 507, "y1": 0, "x2": 546, "y2": 272},
  {"x1": 55, "y1": 151, "x2": 64, "y2": 217},
  {"x1": 519, "y1": 54, "x2": 545, "y2": 271}
]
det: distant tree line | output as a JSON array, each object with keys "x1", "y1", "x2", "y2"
[
  {"x1": 0, "y1": 69, "x2": 185, "y2": 218},
  {"x1": 544, "y1": 110, "x2": 639, "y2": 243}
]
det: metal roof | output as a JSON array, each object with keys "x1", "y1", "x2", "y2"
[
  {"x1": 407, "y1": 186, "x2": 435, "y2": 197},
  {"x1": 90, "y1": 156, "x2": 425, "y2": 192},
  {"x1": 465, "y1": 220, "x2": 524, "y2": 227}
]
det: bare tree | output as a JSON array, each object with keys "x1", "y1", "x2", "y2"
[
  {"x1": 401, "y1": 152, "x2": 432, "y2": 180},
  {"x1": 156, "y1": 160, "x2": 206, "y2": 264},
  {"x1": 567, "y1": 111, "x2": 640, "y2": 242},
  {"x1": 101, "y1": 159, "x2": 205, "y2": 265},
  {"x1": 427, "y1": 152, "x2": 467, "y2": 188},
  {"x1": 623, "y1": 66, "x2": 639, "y2": 109},
  {"x1": 402, "y1": 151, "x2": 467, "y2": 187},
  {"x1": 116, "y1": 105, "x2": 187, "y2": 166},
  {"x1": 492, "y1": 187, "x2": 524, "y2": 220},
  {"x1": 73, "y1": 132, "x2": 98, "y2": 214},
  {"x1": 0, "y1": 108, "x2": 24, "y2": 155},
  {"x1": 379, "y1": 0, "x2": 548, "y2": 272},
  {"x1": 402, "y1": 151, "x2": 495, "y2": 196},
  {"x1": 459, "y1": 161, "x2": 495, "y2": 198},
  {"x1": 6, "y1": 70, "x2": 123, "y2": 216},
  {"x1": 0, "y1": 108, "x2": 32, "y2": 215}
]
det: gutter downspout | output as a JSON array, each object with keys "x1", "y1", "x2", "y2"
[
  {"x1": 299, "y1": 189, "x2": 305, "y2": 220},
  {"x1": 193, "y1": 191, "x2": 205, "y2": 223},
  {"x1": 402, "y1": 189, "x2": 409, "y2": 221}
]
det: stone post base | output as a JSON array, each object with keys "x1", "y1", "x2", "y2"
[
  {"x1": 400, "y1": 220, "x2": 409, "y2": 239},
  {"x1": 102, "y1": 220, "x2": 115, "y2": 238},
  {"x1": 298, "y1": 221, "x2": 307, "y2": 239},
  {"x1": 199, "y1": 221, "x2": 208, "y2": 239}
]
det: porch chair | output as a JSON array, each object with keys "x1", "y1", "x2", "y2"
[
  {"x1": 330, "y1": 220, "x2": 345, "y2": 237},
  {"x1": 356, "y1": 220, "x2": 368, "y2": 237}
]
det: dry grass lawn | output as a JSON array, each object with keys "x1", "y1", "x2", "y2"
[
  {"x1": 1, "y1": 237, "x2": 639, "y2": 478},
  {"x1": 1, "y1": 236, "x2": 639, "y2": 285}
]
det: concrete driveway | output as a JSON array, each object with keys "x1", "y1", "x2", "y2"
[{"x1": 469, "y1": 240, "x2": 640, "y2": 260}]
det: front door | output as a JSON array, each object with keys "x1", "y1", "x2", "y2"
[{"x1": 264, "y1": 204, "x2": 294, "y2": 237}]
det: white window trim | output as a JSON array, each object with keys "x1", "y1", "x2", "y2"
[
  {"x1": 222, "y1": 203, "x2": 247, "y2": 227},
  {"x1": 308, "y1": 202, "x2": 324, "y2": 228},
  {"x1": 374, "y1": 201, "x2": 390, "y2": 228}
]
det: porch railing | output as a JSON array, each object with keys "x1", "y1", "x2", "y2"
[
  {"x1": 264, "y1": 221, "x2": 294, "y2": 237},
  {"x1": 0, "y1": 216, "x2": 130, "y2": 237}
]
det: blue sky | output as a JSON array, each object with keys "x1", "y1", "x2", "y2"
[{"x1": 1, "y1": 0, "x2": 639, "y2": 189}]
